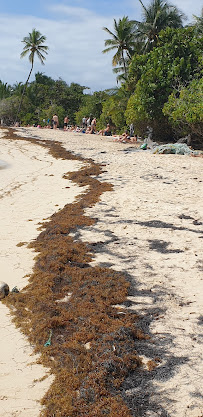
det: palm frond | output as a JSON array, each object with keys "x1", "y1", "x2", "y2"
[{"x1": 102, "y1": 46, "x2": 118, "y2": 54}]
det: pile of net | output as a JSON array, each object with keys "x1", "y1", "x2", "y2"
[{"x1": 153, "y1": 143, "x2": 194, "y2": 155}]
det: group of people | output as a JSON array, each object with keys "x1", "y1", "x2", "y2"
[
  {"x1": 113, "y1": 131, "x2": 138, "y2": 143},
  {"x1": 81, "y1": 116, "x2": 97, "y2": 134},
  {"x1": 42, "y1": 114, "x2": 138, "y2": 143},
  {"x1": 81, "y1": 117, "x2": 113, "y2": 136},
  {"x1": 49, "y1": 114, "x2": 69, "y2": 130}
]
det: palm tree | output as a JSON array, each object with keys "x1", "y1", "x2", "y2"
[
  {"x1": 15, "y1": 28, "x2": 48, "y2": 124},
  {"x1": 112, "y1": 38, "x2": 144, "y2": 83},
  {"x1": 192, "y1": 8, "x2": 203, "y2": 36},
  {"x1": 102, "y1": 16, "x2": 138, "y2": 77},
  {"x1": 0, "y1": 81, "x2": 12, "y2": 99},
  {"x1": 136, "y1": 0, "x2": 186, "y2": 51}
]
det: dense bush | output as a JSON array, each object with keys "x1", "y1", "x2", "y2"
[
  {"x1": 163, "y1": 77, "x2": 203, "y2": 143},
  {"x1": 125, "y1": 27, "x2": 203, "y2": 140}
]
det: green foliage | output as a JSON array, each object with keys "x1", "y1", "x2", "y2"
[
  {"x1": 0, "y1": 97, "x2": 18, "y2": 124},
  {"x1": 26, "y1": 82, "x2": 51, "y2": 109},
  {"x1": 103, "y1": 0, "x2": 186, "y2": 82},
  {"x1": 103, "y1": 16, "x2": 139, "y2": 80},
  {"x1": 2, "y1": 13, "x2": 202, "y2": 143},
  {"x1": 75, "y1": 105, "x2": 89, "y2": 127},
  {"x1": 20, "y1": 28, "x2": 48, "y2": 66},
  {"x1": 191, "y1": 8, "x2": 203, "y2": 36},
  {"x1": 0, "y1": 73, "x2": 88, "y2": 126},
  {"x1": 35, "y1": 72, "x2": 55, "y2": 86},
  {"x1": 75, "y1": 91, "x2": 109, "y2": 126},
  {"x1": 125, "y1": 27, "x2": 203, "y2": 139},
  {"x1": 136, "y1": 0, "x2": 185, "y2": 51},
  {"x1": 0, "y1": 96, "x2": 32, "y2": 125},
  {"x1": 15, "y1": 29, "x2": 49, "y2": 123},
  {"x1": 20, "y1": 112, "x2": 36, "y2": 126},
  {"x1": 99, "y1": 89, "x2": 129, "y2": 133},
  {"x1": 0, "y1": 81, "x2": 12, "y2": 99},
  {"x1": 40, "y1": 104, "x2": 66, "y2": 127},
  {"x1": 125, "y1": 84, "x2": 149, "y2": 136},
  {"x1": 50, "y1": 81, "x2": 86, "y2": 123},
  {"x1": 11, "y1": 82, "x2": 24, "y2": 97},
  {"x1": 163, "y1": 77, "x2": 203, "y2": 142}
]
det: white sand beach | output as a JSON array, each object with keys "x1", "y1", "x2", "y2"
[
  {"x1": 0, "y1": 127, "x2": 203, "y2": 417},
  {"x1": 0, "y1": 129, "x2": 85, "y2": 416}
]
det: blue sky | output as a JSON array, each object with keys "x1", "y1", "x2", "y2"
[
  {"x1": 0, "y1": 0, "x2": 142, "y2": 19},
  {"x1": 0, "y1": 0, "x2": 202, "y2": 91}
]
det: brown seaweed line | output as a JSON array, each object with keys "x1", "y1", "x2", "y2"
[{"x1": 1, "y1": 128, "x2": 147, "y2": 417}]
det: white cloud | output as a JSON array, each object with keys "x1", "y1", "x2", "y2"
[
  {"x1": 0, "y1": 9, "x2": 117, "y2": 91},
  {"x1": 48, "y1": 4, "x2": 96, "y2": 20}
]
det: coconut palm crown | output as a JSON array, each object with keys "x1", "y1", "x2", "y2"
[
  {"x1": 192, "y1": 8, "x2": 203, "y2": 36},
  {"x1": 102, "y1": 17, "x2": 137, "y2": 76},
  {"x1": 15, "y1": 28, "x2": 48, "y2": 123},
  {"x1": 20, "y1": 28, "x2": 48, "y2": 81},
  {"x1": 136, "y1": 0, "x2": 186, "y2": 51}
]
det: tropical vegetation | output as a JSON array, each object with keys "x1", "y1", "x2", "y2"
[
  {"x1": 135, "y1": 0, "x2": 186, "y2": 51},
  {"x1": 15, "y1": 28, "x2": 49, "y2": 123},
  {"x1": 0, "y1": 1, "x2": 202, "y2": 146},
  {"x1": 125, "y1": 26, "x2": 203, "y2": 140},
  {"x1": 102, "y1": 16, "x2": 138, "y2": 79}
]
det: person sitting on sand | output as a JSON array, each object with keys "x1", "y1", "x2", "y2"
[
  {"x1": 118, "y1": 130, "x2": 131, "y2": 142},
  {"x1": 113, "y1": 130, "x2": 137, "y2": 143},
  {"x1": 85, "y1": 126, "x2": 92, "y2": 134},
  {"x1": 74, "y1": 126, "x2": 82, "y2": 132},
  {"x1": 85, "y1": 124, "x2": 96, "y2": 134},
  {"x1": 131, "y1": 134, "x2": 138, "y2": 143},
  {"x1": 98, "y1": 124, "x2": 112, "y2": 136}
]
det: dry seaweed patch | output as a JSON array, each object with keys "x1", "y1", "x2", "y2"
[{"x1": 2, "y1": 128, "x2": 147, "y2": 417}]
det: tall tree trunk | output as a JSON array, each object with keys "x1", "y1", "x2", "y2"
[
  {"x1": 122, "y1": 50, "x2": 127, "y2": 77},
  {"x1": 14, "y1": 64, "x2": 33, "y2": 125}
]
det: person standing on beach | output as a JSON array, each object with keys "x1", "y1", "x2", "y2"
[
  {"x1": 53, "y1": 114, "x2": 59, "y2": 129},
  {"x1": 82, "y1": 116, "x2": 87, "y2": 129},
  {"x1": 86, "y1": 117, "x2": 91, "y2": 128},
  {"x1": 91, "y1": 117, "x2": 96, "y2": 133},
  {"x1": 130, "y1": 123, "x2": 134, "y2": 137},
  {"x1": 64, "y1": 116, "x2": 69, "y2": 130}
]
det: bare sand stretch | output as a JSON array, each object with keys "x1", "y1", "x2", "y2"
[
  {"x1": 0, "y1": 129, "x2": 85, "y2": 416},
  {"x1": 1, "y1": 126, "x2": 203, "y2": 417}
]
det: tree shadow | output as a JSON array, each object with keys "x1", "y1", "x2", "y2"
[
  {"x1": 135, "y1": 219, "x2": 203, "y2": 235},
  {"x1": 148, "y1": 239, "x2": 184, "y2": 254},
  {"x1": 120, "y1": 274, "x2": 189, "y2": 417},
  {"x1": 72, "y1": 225, "x2": 190, "y2": 416}
]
